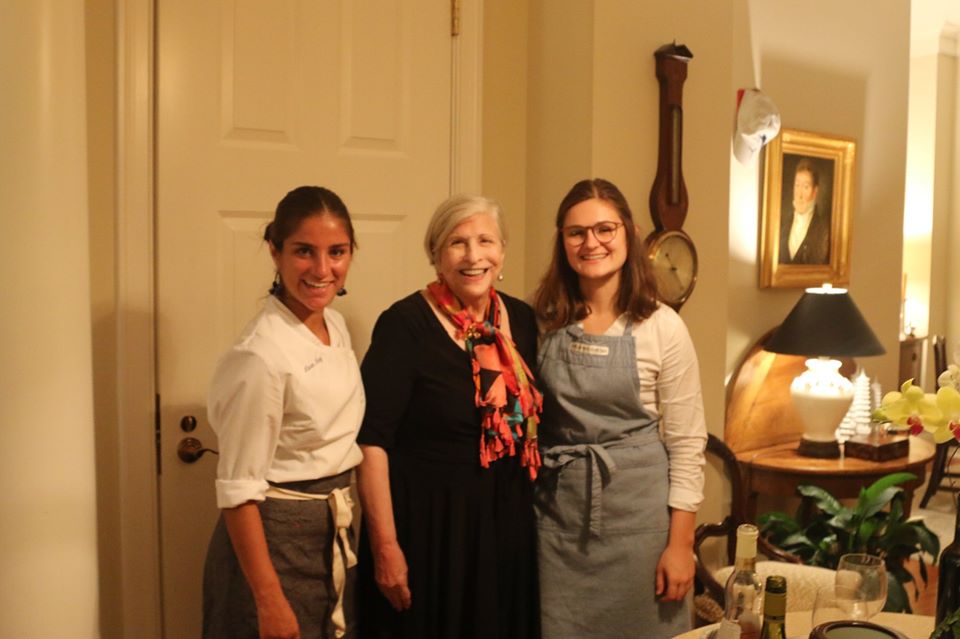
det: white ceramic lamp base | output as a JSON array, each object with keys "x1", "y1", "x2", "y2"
[{"x1": 790, "y1": 358, "x2": 854, "y2": 458}]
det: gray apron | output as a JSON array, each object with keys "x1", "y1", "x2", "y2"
[{"x1": 535, "y1": 321, "x2": 689, "y2": 639}]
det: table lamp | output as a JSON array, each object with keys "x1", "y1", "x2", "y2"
[{"x1": 764, "y1": 285, "x2": 885, "y2": 458}]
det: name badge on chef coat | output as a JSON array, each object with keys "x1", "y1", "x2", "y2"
[
  {"x1": 304, "y1": 354, "x2": 324, "y2": 372},
  {"x1": 570, "y1": 342, "x2": 610, "y2": 356}
]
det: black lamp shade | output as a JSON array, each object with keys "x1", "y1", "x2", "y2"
[{"x1": 765, "y1": 290, "x2": 886, "y2": 357}]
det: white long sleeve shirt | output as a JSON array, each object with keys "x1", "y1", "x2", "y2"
[{"x1": 602, "y1": 306, "x2": 707, "y2": 512}]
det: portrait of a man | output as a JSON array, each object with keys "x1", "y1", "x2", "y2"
[{"x1": 778, "y1": 155, "x2": 834, "y2": 265}]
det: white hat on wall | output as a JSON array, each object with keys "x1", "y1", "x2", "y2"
[{"x1": 733, "y1": 88, "x2": 781, "y2": 164}]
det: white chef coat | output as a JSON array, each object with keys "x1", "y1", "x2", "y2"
[{"x1": 208, "y1": 295, "x2": 364, "y2": 509}]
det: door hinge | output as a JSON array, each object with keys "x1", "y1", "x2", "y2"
[
  {"x1": 155, "y1": 393, "x2": 162, "y2": 475},
  {"x1": 451, "y1": 0, "x2": 461, "y2": 36}
]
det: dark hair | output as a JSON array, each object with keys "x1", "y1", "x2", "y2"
[
  {"x1": 533, "y1": 178, "x2": 659, "y2": 331},
  {"x1": 794, "y1": 158, "x2": 820, "y2": 187},
  {"x1": 264, "y1": 186, "x2": 357, "y2": 252}
]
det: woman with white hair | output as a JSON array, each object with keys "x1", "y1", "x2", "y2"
[{"x1": 355, "y1": 195, "x2": 542, "y2": 638}]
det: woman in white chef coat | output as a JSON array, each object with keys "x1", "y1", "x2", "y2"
[{"x1": 203, "y1": 186, "x2": 365, "y2": 639}]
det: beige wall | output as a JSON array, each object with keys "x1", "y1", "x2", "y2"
[
  {"x1": 482, "y1": 0, "x2": 530, "y2": 298},
  {"x1": 0, "y1": 1, "x2": 100, "y2": 636},
  {"x1": 728, "y1": 0, "x2": 910, "y2": 395},
  {"x1": 937, "y1": 41, "x2": 960, "y2": 368},
  {"x1": 86, "y1": 0, "x2": 122, "y2": 636}
]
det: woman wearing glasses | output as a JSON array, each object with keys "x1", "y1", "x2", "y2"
[{"x1": 532, "y1": 178, "x2": 707, "y2": 638}]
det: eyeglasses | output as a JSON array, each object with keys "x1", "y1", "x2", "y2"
[{"x1": 561, "y1": 221, "x2": 624, "y2": 246}]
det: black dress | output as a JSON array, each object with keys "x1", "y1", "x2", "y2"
[{"x1": 356, "y1": 292, "x2": 540, "y2": 639}]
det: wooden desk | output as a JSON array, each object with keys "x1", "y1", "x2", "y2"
[{"x1": 737, "y1": 438, "x2": 936, "y2": 520}]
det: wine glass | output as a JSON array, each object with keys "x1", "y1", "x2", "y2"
[
  {"x1": 811, "y1": 584, "x2": 866, "y2": 626},
  {"x1": 836, "y1": 553, "x2": 887, "y2": 620}
]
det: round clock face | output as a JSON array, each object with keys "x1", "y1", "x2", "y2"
[{"x1": 647, "y1": 230, "x2": 698, "y2": 307}]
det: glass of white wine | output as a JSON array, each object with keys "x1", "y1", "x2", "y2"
[{"x1": 835, "y1": 553, "x2": 887, "y2": 620}]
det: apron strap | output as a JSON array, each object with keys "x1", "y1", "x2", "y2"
[
  {"x1": 542, "y1": 443, "x2": 618, "y2": 537},
  {"x1": 541, "y1": 430, "x2": 660, "y2": 537},
  {"x1": 264, "y1": 485, "x2": 358, "y2": 638}
]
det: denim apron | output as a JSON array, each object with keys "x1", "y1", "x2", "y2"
[{"x1": 534, "y1": 320, "x2": 688, "y2": 639}]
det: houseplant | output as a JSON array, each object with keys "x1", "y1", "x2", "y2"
[{"x1": 758, "y1": 472, "x2": 940, "y2": 613}]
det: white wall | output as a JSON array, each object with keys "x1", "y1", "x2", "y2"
[{"x1": 0, "y1": 1, "x2": 100, "y2": 636}]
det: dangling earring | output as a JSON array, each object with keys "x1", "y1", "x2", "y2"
[
  {"x1": 337, "y1": 288, "x2": 348, "y2": 297},
  {"x1": 269, "y1": 272, "x2": 283, "y2": 296}
]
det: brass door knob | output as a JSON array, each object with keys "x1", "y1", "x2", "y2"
[{"x1": 176, "y1": 437, "x2": 218, "y2": 463}]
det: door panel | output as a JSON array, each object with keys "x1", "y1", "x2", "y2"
[{"x1": 157, "y1": 1, "x2": 451, "y2": 636}]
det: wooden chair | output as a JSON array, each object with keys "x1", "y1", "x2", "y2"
[
  {"x1": 693, "y1": 433, "x2": 806, "y2": 624},
  {"x1": 919, "y1": 335, "x2": 960, "y2": 508}
]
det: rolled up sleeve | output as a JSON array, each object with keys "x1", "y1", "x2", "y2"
[
  {"x1": 656, "y1": 311, "x2": 708, "y2": 512},
  {"x1": 207, "y1": 348, "x2": 284, "y2": 508}
]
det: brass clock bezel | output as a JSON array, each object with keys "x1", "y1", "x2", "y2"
[{"x1": 646, "y1": 229, "x2": 699, "y2": 310}]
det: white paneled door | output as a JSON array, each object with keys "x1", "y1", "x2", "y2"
[{"x1": 156, "y1": 1, "x2": 452, "y2": 635}]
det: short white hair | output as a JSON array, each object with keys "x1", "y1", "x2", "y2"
[{"x1": 423, "y1": 194, "x2": 508, "y2": 265}]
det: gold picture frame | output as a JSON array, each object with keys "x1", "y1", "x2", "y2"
[{"x1": 759, "y1": 128, "x2": 856, "y2": 288}]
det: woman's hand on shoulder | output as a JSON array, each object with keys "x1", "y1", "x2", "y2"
[
  {"x1": 654, "y1": 542, "x2": 695, "y2": 602},
  {"x1": 254, "y1": 590, "x2": 300, "y2": 639},
  {"x1": 374, "y1": 540, "x2": 412, "y2": 611}
]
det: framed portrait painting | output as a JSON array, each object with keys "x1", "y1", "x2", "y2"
[{"x1": 758, "y1": 128, "x2": 856, "y2": 288}]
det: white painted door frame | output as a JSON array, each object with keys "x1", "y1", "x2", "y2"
[{"x1": 113, "y1": 1, "x2": 483, "y2": 636}]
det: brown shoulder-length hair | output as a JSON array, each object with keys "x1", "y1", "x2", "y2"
[{"x1": 533, "y1": 178, "x2": 659, "y2": 331}]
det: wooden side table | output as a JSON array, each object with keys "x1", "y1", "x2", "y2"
[{"x1": 737, "y1": 437, "x2": 936, "y2": 520}]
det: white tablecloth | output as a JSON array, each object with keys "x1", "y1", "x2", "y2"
[{"x1": 672, "y1": 611, "x2": 934, "y2": 639}]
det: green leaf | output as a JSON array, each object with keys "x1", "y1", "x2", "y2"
[
  {"x1": 857, "y1": 486, "x2": 904, "y2": 518},
  {"x1": 856, "y1": 519, "x2": 878, "y2": 547},
  {"x1": 911, "y1": 521, "x2": 941, "y2": 558},
  {"x1": 884, "y1": 572, "x2": 911, "y2": 613},
  {"x1": 798, "y1": 484, "x2": 844, "y2": 515},
  {"x1": 862, "y1": 472, "x2": 916, "y2": 502}
]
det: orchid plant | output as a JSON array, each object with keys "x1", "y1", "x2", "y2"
[{"x1": 874, "y1": 368, "x2": 960, "y2": 444}]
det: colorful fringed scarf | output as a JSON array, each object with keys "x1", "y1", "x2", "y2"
[{"x1": 427, "y1": 281, "x2": 543, "y2": 480}]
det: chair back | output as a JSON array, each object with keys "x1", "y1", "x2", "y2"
[
  {"x1": 694, "y1": 434, "x2": 802, "y2": 608},
  {"x1": 933, "y1": 334, "x2": 948, "y2": 381}
]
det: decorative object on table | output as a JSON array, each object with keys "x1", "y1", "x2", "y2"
[
  {"x1": 722, "y1": 524, "x2": 764, "y2": 637},
  {"x1": 758, "y1": 472, "x2": 940, "y2": 613},
  {"x1": 759, "y1": 575, "x2": 787, "y2": 639},
  {"x1": 841, "y1": 370, "x2": 911, "y2": 462},
  {"x1": 733, "y1": 88, "x2": 781, "y2": 165},
  {"x1": 758, "y1": 127, "x2": 856, "y2": 288},
  {"x1": 645, "y1": 42, "x2": 698, "y2": 311},
  {"x1": 838, "y1": 370, "x2": 874, "y2": 441},
  {"x1": 934, "y1": 495, "x2": 960, "y2": 637},
  {"x1": 840, "y1": 370, "x2": 910, "y2": 461},
  {"x1": 844, "y1": 430, "x2": 910, "y2": 462},
  {"x1": 764, "y1": 285, "x2": 885, "y2": 458},
  {"x1": 809, "y1": 620, "x2": 907, "y2": 639},
  {"x1": 836, "y1": 553, "x2": 887, "y2": 620}
]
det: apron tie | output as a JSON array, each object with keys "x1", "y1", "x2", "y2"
[
  {"x1": 265, "y1": 485, "x2": 358, "y2": 638},
  {"x1": 542, "y1": 443, "x2": 618, "y2": 537}
]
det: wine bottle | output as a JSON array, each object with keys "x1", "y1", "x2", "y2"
[
  {"x1": 935, "y1": 495, "x2": 960, "y2": 630},
  {"x1": 759, "y1": 575, "x2": 787, "y2": 639},
  {"x1": 723, "y1": 523, "x2": 764, "y2": 639}
]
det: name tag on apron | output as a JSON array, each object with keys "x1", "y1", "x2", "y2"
[{"x1": 570, "y1": 342, "x2": 610, "y2": 356}]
